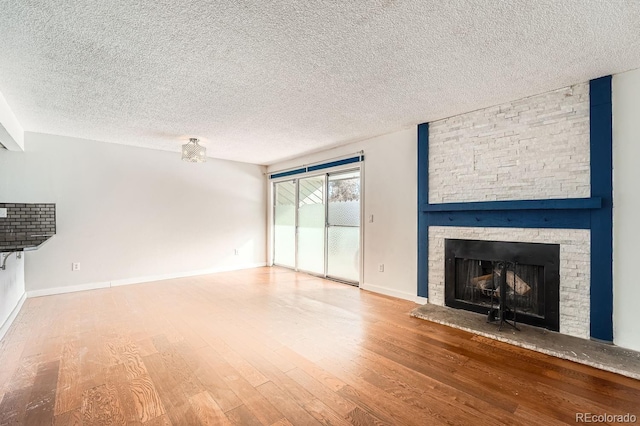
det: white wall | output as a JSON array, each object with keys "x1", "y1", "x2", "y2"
[
  {"x1": 267, "y1": 128, "x2": 420, "y2": 302},
  {"x1": 613, "y1": 68, "x2": 640, "y2": 352},
  {"x1": 0, "y1": 253, "x2": 25, "y2": 341},
  {"x1": 0, "y1": 132, "x2": 267, "y2": 294}
]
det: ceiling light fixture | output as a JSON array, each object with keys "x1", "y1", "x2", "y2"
[{"x1": 181, "y1": 138, "x2": 206, "y2": 163}]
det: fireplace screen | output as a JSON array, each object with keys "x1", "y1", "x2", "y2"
[
  {"x1": 445, "y1": 239, "x2": 559, "y2": 331},
  {"x1": 454, "y1": 259, "x2": 544, "y2": 318}
]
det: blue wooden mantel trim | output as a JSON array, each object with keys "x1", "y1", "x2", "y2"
[
  {"x1": 421, "y1": 197, "x2": 601, "y2": 212},
  {"x1": 417, "y1": 75, "x2": 614, "y2": 342},
  {"x1": 426, "y1": 210, "x2": 592, "y2": 230}
]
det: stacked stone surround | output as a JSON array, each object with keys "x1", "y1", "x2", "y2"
[
  {"x1": 427, "y1": 82, "x2": 592, "y2": 339},
  {"x1": 429, "y1": 83, "x2": 590, "y2": 203},
  {"x1": 428, "y1": 227, "x2": 590, "y2": 339}
]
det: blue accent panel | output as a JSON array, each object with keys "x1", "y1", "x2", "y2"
[
  {"x1": 589, "y1": 76, "x2": 614, "y2": 342},
  {"x1": 427, "y1": 210, "x2": 591, "y2": 229},
  {"x1": 422, "y1": 197, "x2": 601, "y2": 212},
  {"x1": 307, "y1": 156, "x2": 361, "y2": 172},
  {"x1": 269, "y1": 168, "x2": 307, "y2": 179},
  {"x1": 417, "y1": 123, "x2": 429, "y2": 298}
]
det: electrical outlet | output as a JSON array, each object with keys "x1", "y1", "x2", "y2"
[
  {"x1": 378, "y1": 264, "x2": 384, "y2": 272},
  {"x1": 234, "y1": 249, "x2": 239, "y2": 256},
  {"x1": 369, "y1": 214, "x2": 374, "y2": 223},
  {"x1": 72, "y1": 262, "x2": 80, "y2": 271}
]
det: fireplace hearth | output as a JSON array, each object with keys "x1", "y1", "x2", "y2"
[{"x1": 445, "y1": 239, "x2": 560, "y2": 331}]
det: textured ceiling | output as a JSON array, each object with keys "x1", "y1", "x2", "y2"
[{"x1": 1, "y1": 1, "x2": 639, "y2": 165}]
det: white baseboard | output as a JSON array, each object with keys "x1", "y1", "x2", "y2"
[
  {"x1": 0, "y1": 292, "x2": 27, "y2": 342},
  {"x1": 26, "y1": 263, "x2": 268, "y2": 298},
  {"x1": 415, "y1": 296, "x2": 429, "y2": 305},
  {"x1": 360, "y1": 283, "x2": 426, "y2": 304},
  {"x1": 110, "y1": 262, "x2": 267, "y2": 287},
  {"x1": 27, "y1": 281, "x2": 111, "y2": 298}
]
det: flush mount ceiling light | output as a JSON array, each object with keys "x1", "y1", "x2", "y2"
[{"x1": 182, "y1": 138, "x2": 206, "y2": 163}]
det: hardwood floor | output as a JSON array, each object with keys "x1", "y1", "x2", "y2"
[{"x1": 0, "y1": 267, "x2": 638, "y2": 425}]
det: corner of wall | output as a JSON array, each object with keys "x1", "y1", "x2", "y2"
[
  {"x1": 0, "y1": 254, "x2": 26, "y2": 342},
  {"x1": 0, "y1": 292, "x2": 26, "y2": 342},
  {"x1": 612, "y1": 68, "x2": 640, "y2": 352}
]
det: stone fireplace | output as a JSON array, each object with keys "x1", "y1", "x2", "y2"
[
  {"x1": 428, "y1": 226, "x2": 591, "y2": 338},
  {"x1": 417, "y1": 79, "x2": 614, "y2": 341},
  {"x1": 418, "y1": 77, "x2": 613, "y2": 342}
]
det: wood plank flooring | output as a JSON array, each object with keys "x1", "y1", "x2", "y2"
[{"x1": 0, "y1": 267, "x2": 638, "y2": 425}]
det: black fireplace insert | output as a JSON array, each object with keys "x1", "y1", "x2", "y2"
[{"x1": 444, "y1": 239, "x2": 560, "y2": 331}]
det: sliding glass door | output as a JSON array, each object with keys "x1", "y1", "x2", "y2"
[
  {"x1": 272, "y1": 169, "x2": 361, "y2": 284},
  {"x1": 326, "y1": 171, "x2": 361, "y2": 282}
]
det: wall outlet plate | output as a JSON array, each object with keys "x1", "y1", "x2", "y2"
[
  {"x1": 72, "y1": 262, "x2": 80, "y2": 271},
  {"x1": 0, "y1": 208, "x2": 7, "y2": 218}
]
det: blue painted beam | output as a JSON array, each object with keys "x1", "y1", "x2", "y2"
[
  {"x1": 421, "y1": 197, "x2": 601, "y2": 212},
  {"x1": 589, "y1": 75, "x2": 614, "y2": 342},
  {"x1": 426, "y1": 210, "x2": 591, "y2": 229},
  {"x1": 417, "y1": 123, "x2": 429, "y2": 298}
]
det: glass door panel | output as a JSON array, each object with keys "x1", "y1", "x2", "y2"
[
  {"x1": 297, "y1": 176, "x2": 325, "y2": 274},
  {"x1": 326, "y1": 171, "x2": 360, "y2": 283},
  {"x1": 327, "y1": 226, "x2": 360, "y2": 282},
  {"x1": 273, "y1": 180, "x2": 296, "y2": 268}
]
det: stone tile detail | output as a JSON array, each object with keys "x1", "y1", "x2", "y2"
[
  {"x1": 429, "y1": 83, "x2": 590, "y2": 203},
  {"x1": 428, "y1": 226, "x2": 591, "y2": 339}
]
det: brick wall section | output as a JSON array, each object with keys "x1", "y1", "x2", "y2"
[
  {"x1": 429, "y1": 83, "x2": 590, "y2": 203},
  {"x1": 0, "y1": 203, "x2": 56, "y2": 251},
  {"x1": 428, "y1": 226, "x2": 591, "y2": 339}
]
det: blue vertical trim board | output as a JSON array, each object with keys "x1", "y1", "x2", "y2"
[
  {"x1": 417, "y1": 123, "x2": 429, "y2": 298},
  {"x1": 416, "y1": 76, "x2": 614, "y2": 341},
  {"x1": 589, "y1": 76, "x2": 614, "y2": 342}
]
